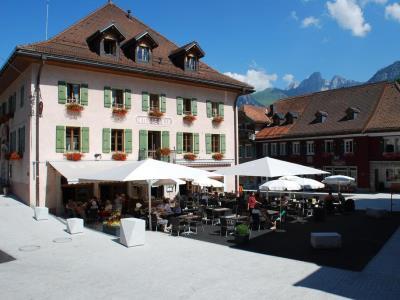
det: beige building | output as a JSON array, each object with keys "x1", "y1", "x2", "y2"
[{"x1": 0, "y1": 2, "x2": 252, "y2": 213}]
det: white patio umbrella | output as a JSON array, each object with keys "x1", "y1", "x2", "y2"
[
  {"x1": 215, "y1": 156, "x2": 329, "y2": 177},
  {"x1": 152, "y1": 178, "x2": 186, "y2": 187},
  {"x1": 259, "y1": 179, "x2": 302, "y2": 191},
  {"x1": 279, "y1": 175, "x2": 325, "y2": 190},
  {"x1": 79, "y1": 159, "x2": 217, "y2": 230},
  {"x1": 192, "y1": 177, "x2": 224, "y2": 188},
  {"x1": 322, "y1": 175, "x2": 355, "y2": 193}
]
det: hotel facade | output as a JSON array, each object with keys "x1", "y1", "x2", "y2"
[{"x1": 0, "y1": 2, "x2": 252, "y2": 213}]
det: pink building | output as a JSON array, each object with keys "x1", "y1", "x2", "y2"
[{"x1": 0, "y1": 2, "x2": 252, "y2": 213}]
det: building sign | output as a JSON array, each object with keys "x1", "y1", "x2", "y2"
[{"x1": 136, "y1": 116, "x2": 172, "y2": 126}]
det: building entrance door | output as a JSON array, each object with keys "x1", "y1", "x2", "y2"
[{"x1": 148, "y1": 131, "x2": 161, "y2": 159}]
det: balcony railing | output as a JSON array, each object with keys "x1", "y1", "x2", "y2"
[{"x1": 138, "y1": 149, "x2": 176, "y2": 163}]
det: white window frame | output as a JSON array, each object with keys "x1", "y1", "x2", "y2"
[
  {"x1": 306, "y1": 141, "x2": 315, "y2": 155},
  {"x1": 324, "y1": 140, "x2": 334, "y2": 153},
  {"x1": 344, "y1": 139, "x2": 354, "y2": 154},
  {"x1": 279, "y1": 142, "x2": 287, "y2": 156},
  {"x1": 292, "y1": 142, "x2": 300, "y2": 155},
  {"x1": 384, "y1": 137, "x2": 400, "y2": 153},
  {"x1": 270, "y1": 143, "x2": 277, "y2": 157}
]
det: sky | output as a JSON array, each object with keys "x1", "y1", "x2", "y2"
[{"x1": 1, "y1": 0, "x2": 400, "y2": 91}]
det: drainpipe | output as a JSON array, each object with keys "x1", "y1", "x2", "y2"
[
  {"x1": 233, "y1": 88, "x2": 246, "y2": 193},
  {"x1": 34, "y1": 56, "x2": 45, "y2": 207}
]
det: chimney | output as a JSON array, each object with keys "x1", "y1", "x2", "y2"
[
  {"x1": 269, "y1": 104, "x2": 275, "y2": 116},
  {"x1": 127, "y1": 9, "x2": 131, "y2": 18}
]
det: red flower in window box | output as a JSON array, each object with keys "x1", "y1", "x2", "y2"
[
  {"x1": 212, "y1": 116, "x2": 224, "y2": 124},
  {"x1": 112, "y1": 107, "x2": 128, "y2": 117},
  {"x1": 383, "y1": 152, "x2": 400, "y2": 159},
  {"x1": 212, "y1": 153, "x2": 224, "y2": 160},
  {"x1": 157, "y1": 148, "x2": 171, "y2": 157},
  {"x1": 66, "y1": 102, "x2": 84, "y2": 113},
  {"x1": 149, "y1": 110, "x2": 164, "y2": 118},
  {"x1": 64, "y1": 152, "x2": 83, "y2": 161},
  {"x1": 183, "y1": 114, "x2": 196, "y2": 123},
  {"x1": 183, "y1": 153, "x2": 197, "y2": 161},
  {"x1": 112, "y1": 152, "x2": 127, "y2": 161},
  {"x1": 9, "y1": 151, "x2": 22, "y2": 161}
]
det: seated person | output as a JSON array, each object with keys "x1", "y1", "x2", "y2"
[
  {"x1": 133, "y1": 203, "x2": 145, "y2": 218},
  {"x1": 65, "y1": 199, "x2": 76, "y2": 218},
  {"x1": 153, "y1": 211, "x2": 169, "y2": 232}
]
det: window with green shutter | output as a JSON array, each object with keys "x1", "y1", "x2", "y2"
[
  {"x1": 162, "y1": 131, "x2": 170, "y2": 148},
  {"x1": 191, "y1": 98, "x2": 197, "y2": 116},
  {"x1": 142, "y1": 92, "x2": 149, "y2": 111},
  {"x1": 160, "y1": 94, "x2": 166, "y2": 113},
  {"x1": 125, "y1": 129, "x2": 132, "y2": 153},
  {"x1": 176, "y1": 132, "x2": 183, "y2": 154},
  {"x1": 176, "y1": 97, "x2": 183, "y2": 115},
  {"x1": 205, "y1": 133, "x2": 212, "y2": 154},
  {"x1": 56, "y1": 126, "x2": 65, "y2": 153},
  {"x1": 139, "y1": 130, "x2": 148, "y2": 160},
  {"x1": 220, "y1": 134, "x2": 226, "y2": 154},
  {"x1": 58, "y1": 81, "x2": 67, "y2": 104},
  {"x1": 218, "y1": 102, "x2": 224, "y2": 117},
  {"x1": 80, "y1": 84, "x2": 88, "y2": 106},
  {"x1": 206, "y1": 100, "x2": 212, "y2": 118},
  {"x1": 102, "y1": 128, "x2": 111, "y2": 153},
  {"x1": 193, "y1": 133, "x2": 199, "y2": 154},
  {"x1": 104, "y1": 87, "x2": 111, "y2": 108},
  {"x1": 81, "y1": 127, "x2": 89, "y2": 153},
  {"x1": 124, "y1": 89, "x2": 131, "y2": 109}
]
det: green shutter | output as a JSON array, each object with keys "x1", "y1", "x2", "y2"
[
  {"x1": 102, "y1": 128, "x2": 111, "y2": 153},
  {"x1": 80, "y1": 84, "x2": 88, "y2": 106},
  {"x1": 160, "y1": 94, "x2": 166, "y2": 113},
  {"x1": 81, "y1": 127, "x2": 89, "y2": 153},
  {"x1": 125, "y1": 89, "x2": 131, "y2": 109},
  {"x1": 125, "y1": 129, "x2": 132, "y2": 153},
  {"x1": 56, "y1": 126, "x2": 65, "y2": 153},
  {"x1": 193, "y1": 133, "x2": 199, "y2": 154},
  {"x1": 220, "y1": 134, "x2": 226, "y2": 154},
  {"x1": 191, "y1": 98, "x2": 197, "y2": 116},
  {"x1": 142, "y1": 92, "x2": 149, "y2": 111},
  {"x1": 205, "y1": 133, "x2": 212, "y2": 154},
  {"x1": 162, "y1": 131, "x2": 170, "y2": 148},
  {"x1": 176, "y1": 132, "x2": 183, "y2": 154},
  {"x1": 218, "y1": 102, "x2": 224, "y2": 117},
  {"x1": 58, "y1": 81, "x2": 67, "y2": 104},
  {"x1": 176, "y1": 97, "x2": 183, "y2": 115},
  {"x1": 206, "y1": 101, "x2": 212, "y2": 118},
  {"x1": 104, "y1": 86, "x2": 111, "y2": 108},
  {"x1": 139, "y1": 130, "x2": 148, "y2": 160}
]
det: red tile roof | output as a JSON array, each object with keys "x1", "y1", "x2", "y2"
[
  {"x1": 9, "y1": 3, "x2": 252, "y2": 92},
  {"x1": 240, "y1": 105, "x2": 270, "y2": 124}
]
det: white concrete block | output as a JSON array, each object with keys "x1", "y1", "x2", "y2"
[
  {"x1": 366, "y1": 208, "x2": 386, "y2": 219},
  {"x1": 34, "y1": 207, "x2": 49, "y2": 221},
  {"x1": 119, "y1": 218, "x2": 145, "y2": 247},
  {"x1": 67, "y1": 218, "x2": 84, "y2": 234},
  {"x1": 311, "y1": 232, "x2": 341, "y2": 249}
]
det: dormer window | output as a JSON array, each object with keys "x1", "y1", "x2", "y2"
[
  {"x1": 136, "y1": 45, "x2": 150, "y2": 63},
  {"x1": 285, "y1": 112, "x2": 298, "y2": 124},
  {"x1": 315, "y1": 111, "x2": 328, "y2": 123},
  {"x1": 122, "y1": 31, "x2": 158, "y2": 63},
  {"x1": 104, "y1": 39, "x2": 117, "y2": 56},
  {"x1": 346, "y1": 107, "x2": 360, "y2": 120},
  {"x1": 185, "y1": 55, "x2": 198, "y2": 71},
  {"x1": 170, "y1": 41, "x2": 205, "y2": 72},
  {"x1": 272, "y1": 113, "x2": 285, "y2": 126}
]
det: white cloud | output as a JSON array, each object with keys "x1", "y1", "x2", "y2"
[
  {"x1": 327, "y1": 0, "x2": 371, "y2": 37},
  {"x1": 301, "y1": 16, "x2": 321, "y2": 28},
  {"x1": 359, "y1": 0, "x2": 387, "y2": 6},
  {"x1": 291, "y1": 10, "x2": 299, "y2": 21},
  {"x1": 385, "y1": 3, "x2": 400, "y2": 22},
  {"x1": 224, "y1": 69, "x2": 278, "y2": 91},
  {"x1": 283, "y1": 74, "x2": 299, "y2": 88}
]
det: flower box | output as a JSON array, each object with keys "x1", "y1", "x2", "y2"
[
  {"x1": 66, "y1": 102, "x2": 84, "y2": 113},
  {"x1": 183, "y1": 153, "x2": 197, "y2": 161},
  {"x1": 102, "y1": 223, "x2": 120, "y2": 236},
  {"x1": 212, "y1": 116, "x2": 224, "y2": 124},
  {"x1": 9, "y1": 152, "x2": 22, "y2": 161},
  {"x1": 149, "y1": 110, "x2": 164, "y2": 118},
  {"x1": 157, "y1": 148, "x2": 171, "y2": 156},
  {"x1": 212, "y1": 153, "x2": 224, "y2": 160},
  {"x1": 112, "y1": 107, "x2": 128, "y2": 117},
  {"x1": 183, "y1": 114, "x2": 196, "y2": 123},
  {"x1": 112, "y1": 152, "x2": 127, "y2": 161},
  {"x1": 64, "y1": 152, "x2": 83, "y2": 161},
  {"x1": 382, "y1": 152, "x2": 400, "y2": 159}
]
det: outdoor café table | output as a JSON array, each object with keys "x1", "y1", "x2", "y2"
[
  {"x1": 222, "y1": 214, "x2": 248, "y2": 225},
  {"x1": 179, "y1": 214, "x2": 199, "y2": 235},
  {"x1": 267, "y1": 210, "x2": 279, "y2": 216}
]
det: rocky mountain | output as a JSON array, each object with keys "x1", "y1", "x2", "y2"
[
  {"x1": 236, "y1": 94, "x2": 263, "y2": 107},
  {"x1": 368, "y1": 61, "x2": 400, "y2": 83}
]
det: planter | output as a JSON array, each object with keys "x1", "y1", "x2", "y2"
[
  {"x1": 183, "y1": 153, "x2": 197, "y2": 161},
  {"x1": 66, "y1": 103, "x2": 84, "y2": 113},
  {"x1": 157, "y1": 148, "x2": 171, "y2": 157},
  {"x1": 64, "y1": 152, "x2": 83, "y2": 161},
  {"x1": 149, "y1": 110, "x2": 164, "y2": 118},
  {"x1": 212, "y1": 116, "x2": 224, "y2": 124},
  {"x1": 234, "y1": 234, "x2": 250, "y2": 244},
  {"x1": 183, "y1": 114, "x2": 196, "y2": 123},
  {"x1": 66, "y1": 218, "x2": 84, "y2": 234},
  {"x1": 102, "y1": 224, "x2": 120, "y2": 236},
  {"x1": 119, "y1": 218, "x2": 145, "y2": 247},
  {"x1": 212, "y1": 153, "x2": 224, "y2": 161},
  {"x1": 112, "y1": 107, "x2": 128, "y2": 117},
  {"x1": 112, "y1": 152, "x2": 127, "y2": 161},
  {"x1": 9, "y1": 152, "x2": 22, "y2": 161},
  {"x1": 3, "y1": 186, "x2": 9, "y2": 196},
  {"x1": 34, "y1": 206, "x2": 49, "y2": 221}
]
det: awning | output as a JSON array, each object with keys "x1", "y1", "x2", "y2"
[{"x1": 48, "y1": 161, "x2": 130, "y2": 184}]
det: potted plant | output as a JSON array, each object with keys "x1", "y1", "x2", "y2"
[
  {"x1": 9, "y1": 151, "x2": 22, "y2": 161},
  {"x1": 212, "y1": 116, "x2": 224, "y2": 124},
  {"x1": 148, "y1": 110, "x2": 164, "y2": 118},
  {"x1": 212, "y1": 153, "x2": 224, "y2": 161},
  {"x1": 112, "y1": 152, "x2": 127, "y2": 161},
  {"x1": 112, "y1": 107, "x2": 128, "y2": 117},
  {"x1": 102, "y1": 212, "x2": 121, "y2": 236},
  {"x1": 183, "y1": 153, "x2": 197, "y2": 161},
  {"x1": 66, "y1": 102, "x2": 84, "y2": 113},
  {"x1": 157, "y1": 148, "x2": 171, "y2": 157},
  {"x1": 234, "y1": 224, "x2": 250, "y2": 243},
  {"x1": 64, "y1": 152, "x2": 83, "y2": 161},
  {"x1": 183, "y1": 114, "x2": 196, "y2": 123}
]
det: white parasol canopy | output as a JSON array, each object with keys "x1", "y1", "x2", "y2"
[
  {"x1": 259, "y1": 179, "x2": 302, "y2": 191},
  {"x1": 279, "y1": 175, "x2": 325, "y2": 190},
  {"x1": 192, "y1": 177, "x2": 224, "y2": 188},
  {"x1": 322, "y1": 175, "x2": 355, "y2": 192},
  {"x1": 215, "y1": 156, "x2": 329, "y2": 177},
  {"x1": 152, "y1": 178, "x2": 186, "y2": 187}
]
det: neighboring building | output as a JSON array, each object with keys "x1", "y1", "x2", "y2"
[
  {"x1": 255, "y1": 81, "x2": 400, "y2": 192},
  {"x1": 238, "y1": 105, "x2": 270, "y2": 189},
  {"x1": 0, "y1": 2, "x2": 252, "y2": 212}
]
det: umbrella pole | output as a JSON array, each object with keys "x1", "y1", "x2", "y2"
[{"x1": 148, "y1": 180, "x2": 152, "y2": 231}]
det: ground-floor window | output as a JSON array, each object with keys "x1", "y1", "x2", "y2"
[{"x1": 386, "y1": 168, "x2": 400, "y2": 182}]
